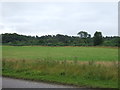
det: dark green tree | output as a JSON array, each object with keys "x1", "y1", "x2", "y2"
[
  {"x1": 77, "y1": 31, "x2": 88, "y2": 38},
  {"x1": 2, "y1": 32, "x2": 119, "y2": 47},
  {"x1": 93, "y1": 31, "x2": 103, "y2": 46},
  {"x1": 87, "y1": 34, "x2": 91, "y2": 38},
  {"x1": 77, "y1": 31, "x2": 91, "y2": 38}
]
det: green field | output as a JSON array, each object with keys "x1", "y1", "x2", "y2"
[
  {"x1": 2, "y1": 46, "x2": 118, "y2": 61},
  {"x1": 2, "y1": 46, "x2": 118, "y2": 88}
]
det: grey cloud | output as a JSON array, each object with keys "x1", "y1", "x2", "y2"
[{"x1": 0, "y1": 2, "x2": 118, "y2": 36}]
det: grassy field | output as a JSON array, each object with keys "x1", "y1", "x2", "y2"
[
  {"x1": 2, "y1": 46, "x2": 118, "y2": 61},
  {"x1": 2, "y1": 46, "x2": 118, "y2": 88}
]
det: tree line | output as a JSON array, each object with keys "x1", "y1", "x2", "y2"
[{"x1": 1, "y1": 31, "x2": 120, "y2": 46}]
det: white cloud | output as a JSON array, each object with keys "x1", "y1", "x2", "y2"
[
  {"x1": 0, "y1": 24, "x2": 17, "y2": 34},
  {"x1": 0, "y1": 2, "x2": 118, "y2": 36}
]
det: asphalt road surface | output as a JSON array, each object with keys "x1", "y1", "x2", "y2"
[{"x1": 2, "y1": 77, "x2": 76, "y2": 88}]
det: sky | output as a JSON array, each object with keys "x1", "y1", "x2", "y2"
[{"x1": 0, "y1": 2, "x2": 118, "y2": 37}]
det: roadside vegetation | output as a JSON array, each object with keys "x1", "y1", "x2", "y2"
[
  {"x1": 2, "y1": 59, "x2": 118, "y2": 88},
  {"x1": 2, "y1": 46, "x2": 118, "y2": 88}
]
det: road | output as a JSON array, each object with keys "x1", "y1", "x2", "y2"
[{"x1": 2, "y1": 77, "x2": 76, "y2": 88}]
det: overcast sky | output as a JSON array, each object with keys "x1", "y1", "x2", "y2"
[{"x1": 0, "y1": 2, "x2": 118, "y2": 37}]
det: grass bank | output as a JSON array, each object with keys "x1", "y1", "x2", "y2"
[{"x1": 2, "y1": 59, "x2": 118, "y2": 88}]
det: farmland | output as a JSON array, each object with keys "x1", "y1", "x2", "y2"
[
  {"x1": 2, "y1": 46, "x2": 118, "y2": 61},
  {"x1": 2, "y1": 46, "x2": 118, "y2": 88}
]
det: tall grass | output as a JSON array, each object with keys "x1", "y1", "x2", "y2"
[{"x1": 2, "y1": 59, "x2": 118, "y2": 88}]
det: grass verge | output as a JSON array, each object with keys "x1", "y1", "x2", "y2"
[{"x1": 2, "y1": 59, "x2": 118, "y2": 88}]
